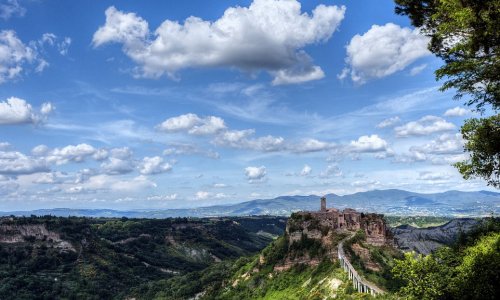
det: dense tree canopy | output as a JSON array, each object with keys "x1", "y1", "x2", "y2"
[
  {"x1": 392, "y1": 219, "x2": 500, "y2": 299},
  {"x1": 455, "y1": 115, "x2": 500, "y2": 187}
]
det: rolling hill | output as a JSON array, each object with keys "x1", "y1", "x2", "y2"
[{"x1": 1, "y1": 189, "x2": 498, "y2": 218}]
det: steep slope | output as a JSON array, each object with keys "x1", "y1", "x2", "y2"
[
  {"x1": 195, "y1": 212, "x2": 402, "y2": 299},
  {"x1": 0, "y1": 216, "x2": 285, "y2": 299},
  {"x1": 391, "y1": 218, "x2": 482, "y2": 254}
]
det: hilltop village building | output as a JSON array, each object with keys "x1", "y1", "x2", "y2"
[{"x1": 287, "y1": 196, "x2": 388, "y2": 246}]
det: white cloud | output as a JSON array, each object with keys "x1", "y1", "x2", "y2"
[
  {"x1": 409, "y1": 63, "x2": 427, "y2": 76},
  {"x1": 417, "y1": 171, "x2": 452, "y2": 181},
  {"x1": 245, "y1": 166, "x2": 267, "y2": 183},
  {"x1": 213, "y1": 183, "x2": 227, "y2": 188},
  {"x1": 0, "y1": 97, "x2": 54, "y2": 125},
  {"x1": 395, "y1": 115, "x2": 456, "y2": 137},
  {"x1": 214, "y1": 129, "x2": 286, "y2": 152},
  {"x1": 291, "y1": 138, "x2": 335, "y2": 153},
  {"x1": 300, "y1": 164, "x2": 312, "y2": 176},
  {"x1": 0, "y1": 30, "x2": 72, "y2": 83},
  {"x1": 376, "y1": 116, "x2": 400, "y2": 128},
  {"x1": 57, "y1": 37, "x2": 72, "y2": 56},
  {"x1": 189, "y1": 116, "x2": 226, "y2": 135},
  {"x1": 40, "y1": 102, "x2": 55, "y2": 115},
  {"x1": 0, "y1": 150, "x2": 48, "y2": 175},
  {"x1": 0, "y1": 0, "x2": 26, "y2": 20},
  {"x1": 444, "y1": 106, "x2": 470, "y2": 117},
  {"x1": 159, "y1": 114, "x2": 334, "y2": 154},
  {"x1": 271, "y1": 63, "x2": 325, "y2": 85},
  {"x1": 319, "y1": 164, "x2": 342, "y2": 178},
  {"x1": 156, "y1": 113, "x2": 202, "y2": 132},
  {"x1": 92, "y1": 148, "x2": 109, "y2": 161},
  {"x1": 340, "y1": 23, "x2": 430, "y2": 84},
  {"x1": 138, "y1": 156, "x2": 172, "y2": 175},
  {"x1": 195, "y1": 191, "x2": 211, "y2": 200},
  {"x1": 32, "y1": 172, "x2": 64, "y2": 184},
  {"x1": 351, "y1": 180, "x2": 380, "y2": 187},
  {"x1": 0, "y1": 142, "x2": 11, "y2": 150},
  {"x1": 45, "y1": 143, "x2": 97, "y2": 165},
  {"x1": 31, "y1": 144, "x2": 49, "y2": 156},
  {"x1": 93, "y1": 2, "x2": 346, "y2": 85},
  {"x1": 349, "y1": 134, "x2": 388, "y2": 152},
  {"x1": 430, "y1": 153, "x2": 468, "y2": 165},
  {"x1": 0, "y1": 30, "x2": 39, "y2": 82},
  {"x1": 100, "y1": 147, "x2": 135, "y2": 175},
  {"x1": 157, "y1": 113, "x2": 226, "y2": 135},
  {"x1": 163, "y1": 144, "x2": 219, "y2": 159},
  {"x1": 147, "y1": 193, "x2": 178, "y2": 201},
  {"x1": 411, "y1": 133, "x2": 464, "y2": 155},
  {"x1": 68, "y1": 174, "x2": 156, "y2": 193},
  {"x1": 101, "y1": 157, "x2": 135, "y2": 175}
]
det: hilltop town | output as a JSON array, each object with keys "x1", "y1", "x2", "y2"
[{"x1": 287, "y1": 196, "x2": 390, "y2": 247}]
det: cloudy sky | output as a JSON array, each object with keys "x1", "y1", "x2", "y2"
[{"x1": 0, "y1": 0, "x2": 493, "y2": 210}]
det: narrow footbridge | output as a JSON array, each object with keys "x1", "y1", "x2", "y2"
[{"x1": 338, "y1": 238, "x2": 385, "y2": 296}]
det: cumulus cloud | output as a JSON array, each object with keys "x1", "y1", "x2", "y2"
[
  {"x1": 245, "y1": 166, "x2": 267, "y2": 183},
  {"x1": 339, "y1": 23, "x2": 430, "y2": 84},
  {"x1": 393, "y1": 148, "x2": 427, "y2": 163},
  {"x1": 138, "y1": 156, "x2": 172, "y2": 175},
  {"x1": 214, "y1": 129, "x2": 286, "y2": 152},
  {"x1": 444, "y1": 106, "x2": 470, "y2": 117},
  {"x1": 0, "y1": 97, "x2": 54, "y2": 125},
  {"x1": 291, "y1": 138, "x2": 335, "y2": 153},
  {"x1": 157, "y1": 113, "x2": 226, "y2": 135},
  {"x1": 32, "y1": 172, "x2": 65, "y2": 184},
  {"x1": 0, "y1": 149, "x2": 48, "y2": 175},
  {"x1": 410, "y1": 133, "x2": 464, "y2": 155},
  {"x1": 1, "y1": 29, "x2": 72, "y2": 83},
  {"x1": 93, "y1": 1, "x2": 346, "y2": 85},
  {"x1": 349, "y1": 134, "x2": 388, "y2": 153},
  {"x1": 377, "y1": 116, "x2": 400, "y2": 128},
  {"x1": 0, "y1": 30, "x2": 70, "y2": 83},
  {"x1": 300, "y1": 164, "x2": 312, "y2": 176},
  {"x1": 319, "y1": 164, "x2": 342, "y2": 178},
  {"x1": 395, "y1": 115, "x2": 456, "y2": 137},
  {"x1": 158, "y1": 113, "x2": 334, "y2": 154},
  {"x1": 100, "y1": 147, "x2": 135, "y2": 175},
  {"x1": 394, "y1": 133, "x2": 465, "y2": 164},
  {"x1": 0, "y1": 0, "x2": 26, "y2": 20},
  {"x1": 44, "y1": 143, "x2": 97, "y2": 165}
]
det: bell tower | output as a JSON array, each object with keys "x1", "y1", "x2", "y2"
[{"x1": 320, "y1": 196, "x2": 326, "y2": 211}]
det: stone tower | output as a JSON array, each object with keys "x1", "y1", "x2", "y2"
[{"x1": 320, "y1": 196, "x2": 326, "y2": 211}]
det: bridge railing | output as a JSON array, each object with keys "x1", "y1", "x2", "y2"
[{"x1": 337, "y1": 238, "x2": 385, "y2": 296}]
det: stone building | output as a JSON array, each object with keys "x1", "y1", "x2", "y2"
[{"x1": 287, "y1": 196, "x2": 388, "y2": 246}]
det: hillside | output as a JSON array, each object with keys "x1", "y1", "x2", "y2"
[
  {"x1": 2, "y1": 190, "x2": 498, "y2": 218},
  {"x1": 0, "y1": 216, "x2": 286, "y2": 299},
  {"x1": 1, "y1": 214, "x2": 497, "y2": 299}
]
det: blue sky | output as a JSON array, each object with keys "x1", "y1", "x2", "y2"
[{"x1": 0, "y1": 0, "x2": 493, "y2": 210}]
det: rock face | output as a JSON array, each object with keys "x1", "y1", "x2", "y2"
[
  {"x1": 0, "y1": 224, "x2": 76, "y2": 252},
  {"x1": 391, "y1": 218, "x2": 481, "y2": 254},
  {"x1": 286, "y1": 197, "x2": 390, "y2": 247}
]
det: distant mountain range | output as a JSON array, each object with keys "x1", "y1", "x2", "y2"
[{"x1": 1, "y1": 189, "x2": 499, "y2": 218}]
